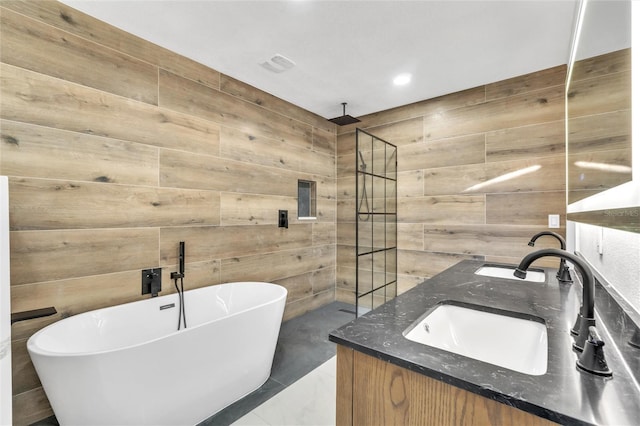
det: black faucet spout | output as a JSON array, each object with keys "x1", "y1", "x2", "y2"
[
  {"x1": 528, "y1": 231, "x2": 566, "y2": 249},
  {"x1": 514, "y1": 248, "x2": 595, "y2": 351},
  {"x1": 528, "y1": 231, "x2": 572, "y2": 284}
]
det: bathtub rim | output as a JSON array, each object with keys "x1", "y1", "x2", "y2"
[{"x1": 27, "y1": 281, "x2": 287, "y2": 358}]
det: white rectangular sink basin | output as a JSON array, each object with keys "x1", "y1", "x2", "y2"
[
  {"x1": 404, "y1": 303, "x2": 548, "y2": 375},
  {"x1": 475, "y1": 265, "x2": 546, "y2": 283}
]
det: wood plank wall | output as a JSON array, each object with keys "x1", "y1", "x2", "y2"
[
  {"x1": 336, "y1": 66, "x2": 568, "y2": 301},
  {"x1": 0, "y1": 2, "x2": 337, "y2": 423}
]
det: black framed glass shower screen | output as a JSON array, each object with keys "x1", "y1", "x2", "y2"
[{"x1": 355, "y1": 129, "x2": 397, "y2": 317}]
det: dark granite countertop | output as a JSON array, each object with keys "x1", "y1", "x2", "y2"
[{"x1": 329, "y1": 260, "x2": 640, "y2": 426}]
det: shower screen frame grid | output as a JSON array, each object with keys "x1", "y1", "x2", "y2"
[{"x1": 355, "y1": 129, "x2": 397, "y2": 317}]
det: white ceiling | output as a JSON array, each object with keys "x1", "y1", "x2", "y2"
[{"x1": 61, "y1": 0, "x2": 582, "y2": 120}]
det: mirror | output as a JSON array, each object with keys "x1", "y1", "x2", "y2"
[{"x1": 566, "y1": 0, "x2": 639, "y2": 233}]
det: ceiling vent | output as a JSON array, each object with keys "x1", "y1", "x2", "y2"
[
  {"x1": 329, "y1": 102, "x2": 361, "y2": 126},
  {"x1": 260, "y1": 54, "x2": 296, "y2": 73}
]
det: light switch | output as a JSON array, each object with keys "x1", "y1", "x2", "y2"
[{"x1": 548, "y1": 214, "x2": 560, "y2": 229}]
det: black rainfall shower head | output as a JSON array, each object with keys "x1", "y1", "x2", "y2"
[
  {"x1": 329, "y1": 115, "x2": 361, "y2": 125},
  {"x1": 328, "y1": 102, "x2": 361, "y2": 126}
]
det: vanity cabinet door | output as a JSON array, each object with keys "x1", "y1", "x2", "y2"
[{"x1": 336, "y1": 345, "x2": 558, "y2": 426}]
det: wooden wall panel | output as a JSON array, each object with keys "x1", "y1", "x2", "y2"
[
  {"x1": 423, "y1": 155, "x2": 565, "y2": 196},
  {"x1": 424, "y1": 86, "x2": 564, "y2": 141},
  {"x1": 12, "y1": 387, "x2": 53, "y2": 425},
  {"x1": 0, "y1": 3, "x2": 337, "y2": 422},
  {"x1": 11, "y1": 338, "x2": 39, "y2": 395},
  {"x1": 339, "y1": 86, "x2": 486, "y2": 133},
  {"x1": 0, "y1": 7, "x2": 158, "y2": 105},
  {"x1": 282, "y1": 288, "x2": 335, "y2": 321},
  {"x1": 160, "y1": 224, "x2": 313, "y2": 264},
  {"x1": 317, "y1": 195, "x2": 338, "y2": 223},
  {"x1": 313, "y1": 127, "x2": 338, "y2": 155},
  {"x1": 398, "y1": 195, "x2": 485, "y2": 224},
  {"x1": 9, "y1": 178, "x2": 220, "y2": 230},
  {"x1": 423, "y1": 163, "x2": 486, "y2": 196},
  {"x1": 337, "y1": 199, "x2": 355, "y2": 223},
  {"x1": 486, "y1": 120, "x2": 565, "y2": 162},
  {"x1": 397, "y1": 223, "x2": 424, "y2": 250},
  {"x1": 398, "y1": 171, "x2": 424, "y2": 198},
  {"x1": 337, "y1": 152, "x2": 356, "y2": 176},
  {"x1": 397, "y1": 250, "x2": 479, "y2": 281},
  {"x1": 274, "y1": 267, "x2": 336, "y2": 301},
  {"x1": 159, "y1": 69, "x2": 313, "y2": 146},
  {"x1": 220, "y1": 245, "x2": 335, "y2": 283},
  {"x1": 10, "y1": 228, "x2": 159, "y2": 285},
  {"x1": 337, "y1": 176, "x2": 356, "y2": 199},
  {"x1": 1, "y1": 64, "x2": 221, "y2": 155},
  {"x1": 423, "y1": 224, "x2": 558, "y2": 257},
  {"x1": 398, "y1": 133, "x2": 485, "y2": 171},
  {"x1": 220, "y1": 192, "x2": 297, "y2": 226},
  {"x1": 1, "y1": 120, "x2": 159, "y2": 185},
  {"x1": 358, "y1": 117, "x2": 424, "y2": 148},
  {"x1": 160, "y1": 148, "x2": 313, "y2": 196},
  {"x1": 481, "y1": 156, "x2": 565, "y2": 192},
  {"x1": 337, "y1": 244, "x2": 355, "y2": 266},
  {"x1": 309, "y1": 266, "x2": 336, "y2": 294},
  {"x1": 220, "y1": 74, "x2": 333, "y2": 132},
  {"x1": 336, "y1": 131, "x2": 356, "y2": 157},
  {"x1": 220, "y1": 126, "x2": 334, "y2": 177},
  {"x1": 486, "y1": 192, "x2": 565, "y2": 226},
  {"x1": 312, "y1": 222, "x2": 336, "y2": 246},
  {"x1": 485, "y1": 64, "x2": 566, "y2": 101},
  {"x1": 336, "y1": 223, "x2": 355, "y2": 247}
]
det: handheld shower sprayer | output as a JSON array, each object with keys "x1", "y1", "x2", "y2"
[
  {"x1": 171, "y1": 241, "x2": 185, "y2": 280},
  {"x1": 179, "y1": 241, "x2": 185, "y2": 277},
  {"x1": 171, "y1": 241, "x2": 187, "y2": 330},
  {"x1": 357, "y1": 151, "x2": 371, "y2": 221},
  {"x1": 358, "y1": 151, "x2": 367, "y2": 171}
]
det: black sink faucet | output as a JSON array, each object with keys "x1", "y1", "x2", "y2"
[
  {"x1": 514, "y1": 248, "x2": 595, "y2": 351},
  {"x1": 528, "y1": 231, "x2": 572, "y2": 284}
]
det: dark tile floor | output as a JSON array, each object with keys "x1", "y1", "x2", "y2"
[{"x1": 31, "y1": 301, "x2": 355, "y2": 426}]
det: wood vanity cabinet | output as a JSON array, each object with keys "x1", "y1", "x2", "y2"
[{"x1": 336, "y1": 345, "x2": 558, "y2": 426}]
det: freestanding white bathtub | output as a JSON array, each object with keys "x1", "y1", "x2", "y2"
[{"x1": 27, "y1": 282, "x2": 287, "y2": 425}]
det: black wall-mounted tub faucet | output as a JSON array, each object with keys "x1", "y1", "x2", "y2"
[
  {"x1": 142, "y1": 268, "x2": 162, "y2": 297},
  {"x1": 528, "y1": 231, "x2": 572, "y2": 284},
  {"x1": 514, "y1": 248, "x2": 595, "y2": 352}
]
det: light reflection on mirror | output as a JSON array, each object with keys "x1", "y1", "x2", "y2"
[
  {"x1": 574, "y1": 161, "x2": 632, "y2": 174},
  {"x1": 566, "y1": 0, "x2": 637, "y2": 225}
]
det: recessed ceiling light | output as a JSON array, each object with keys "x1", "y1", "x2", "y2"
[{"x1": 393, "y1": 73, "x2": 412, "y2": 86}]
